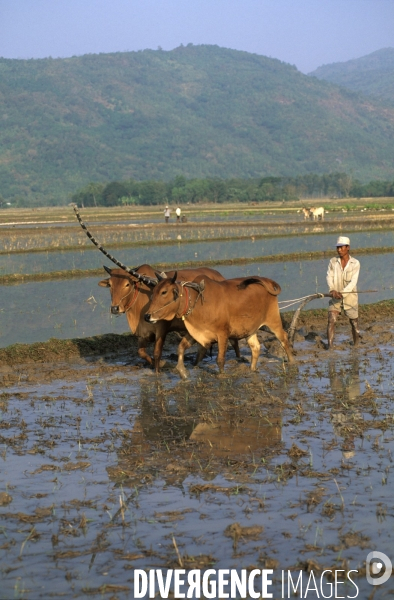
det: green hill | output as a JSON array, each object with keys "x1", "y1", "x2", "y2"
[
  {"x1": 2, "y1": 45, "x2": 394, "y2": 205},
  {"x1": 309, "y1": 48, "x2": 394, "y2": 103}
]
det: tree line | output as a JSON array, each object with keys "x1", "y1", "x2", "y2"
[{"x1": 70, "y1": 172, "x2": 394, "y2": 208}]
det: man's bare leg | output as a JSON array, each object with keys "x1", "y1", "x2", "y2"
[
  {"x1": 327, "y1": 311, "x2": 339, "y2": 350},
  {"x1": 349, "y1": 318, "x2": 360, "y2": 346}
]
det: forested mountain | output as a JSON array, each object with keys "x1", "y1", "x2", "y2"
[
  {"x1": 2, "y1": 45, "x2": 394, "y2": 205},
  {"x1": 310, "y1": 48, "x2": 394, "y2": 103}
]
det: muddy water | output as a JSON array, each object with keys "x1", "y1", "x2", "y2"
[
  {"x1": 1, "y1": 230, "x2": 394, "y2": 276},
  {"x1": 1, "y1": 253, "x2": 393, "y2": 348},
  {"x1": 1, "y1": 320, "x2": 394, "y2": 599}
]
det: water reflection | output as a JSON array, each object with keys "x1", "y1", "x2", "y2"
[
  {"x1": 328, "y1": 357, "x2": 361, "y2": 401},
  {"x1": 189, "y1": 416, "x2": 281, "y2": 457},
  {"x1": 108, "y1": 379, "x2": 282, "y2": 484},
  {"x1": 329, "y1": 358, "x2": 361, "y2": 455}
]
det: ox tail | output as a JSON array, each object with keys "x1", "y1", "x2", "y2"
[
  {"x1": 237, "y1": 277, "x2": 281, "y2": 296},
  {"x1": 72, "y1": 204, "x2": 157, "y2": 288}
]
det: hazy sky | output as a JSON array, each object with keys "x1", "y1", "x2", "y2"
[{"x1": 1, "y1": 0, "x2": 393, "y2": 73}]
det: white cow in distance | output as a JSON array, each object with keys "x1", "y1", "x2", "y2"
[{"x1": 309, "y1": 206, "x2": 324, "y2": 220}]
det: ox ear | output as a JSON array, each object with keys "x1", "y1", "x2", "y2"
[
  {"x1": 171, "y1": 271, "x2": 177, "y2": 284},
  {"x1": 103, "y1": 265, "x2": 112, "y2": 275},
  {"x1": 98, "y1": 279, "x2": 110, "y2": 288}
]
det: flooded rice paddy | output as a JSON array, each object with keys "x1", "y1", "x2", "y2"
[
  {"x1": 0, "y1": 253, "x2": 393, "y2": 348},
  {"x1": 2, "y1": 214, "x2": 394, "y2": 255},
  {"x1": 1, "y1": 205, "x2": 394, "y2": 599},
  {"x1": 1, "y1": 230, "x2": 393, "y2": 277},
  {"x1": 1, "y1": 319, "x2": 394, "y2": 599}
]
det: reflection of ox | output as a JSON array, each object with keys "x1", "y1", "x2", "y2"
[
  {"x1": 126, "y1": 414, "x2": 282, "y2": 458},
  {"x1": 146, "y1": 273, "x2": 294, "y2": 376},
  {"x1": 113, "y1": 382, "x2": 282, "y2": 462},
  {"x1": 189, "y1": 416, "x2": 282, "y2": 457},
  {"x1": 99, "y1": 264, "x2": 240, "y2": 371},
  {"x1": 310, "y1": 206, "x2": 324, "y2": 220},
  {"x1": 107, "y1": 401, "x2": 282, "y2": 485}
]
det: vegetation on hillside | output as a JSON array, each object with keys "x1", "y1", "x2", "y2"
[
  {"x1": 70, "y1": 172, "x2": 394, "y2": 207},
  {"x1": 2, "y1": 45, "x2": 394, "y2": 206},
  {"x1": 310, "y1": 48, "x2": 394, "y2": 103}
]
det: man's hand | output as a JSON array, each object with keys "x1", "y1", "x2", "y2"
[{"x1": 330, "y1": 290, "x2": 343, "y2": 299}]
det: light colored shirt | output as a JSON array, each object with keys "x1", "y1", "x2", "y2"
[
  {"x1": 164, "y1": 208, "x2": 171, "y2": 217},
  {"x1": 326, "y1": 255, "x2": 360, "y2": 312},
  {"x1": 176, "y1": 207, "x2": 181, "y2": 216}
]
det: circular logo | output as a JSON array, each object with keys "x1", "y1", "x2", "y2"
[{"x1": 366, "y1": 551, "x2": 392, "y2": 586}]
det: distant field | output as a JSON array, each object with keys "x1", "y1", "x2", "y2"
[
  {"x1": 0, "y1": 200, "x2": 394, "y2": 261},
  {"x1": 1, "y1": 198, "x2": 394, "y2": 225}
]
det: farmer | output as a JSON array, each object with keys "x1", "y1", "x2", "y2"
[
  {"x1": 326, "y1": 236, "x2": 360, "y2": 349},
  {"x1": 175, "y1": 206, "x2": 181, "y2": 222},
  {"x1": 164, "y1": 205, "x2": 171, "y2": 223}
]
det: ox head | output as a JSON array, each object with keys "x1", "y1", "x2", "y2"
[
  {"x1": 144, "y1": 272, "x2": 179, "y2": 323},
  {"x1": 99, "y1": 265, "x2": 157, "y2": 315}
]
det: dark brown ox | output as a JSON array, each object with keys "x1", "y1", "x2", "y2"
[
  {"x1": 145, "y1": 273, "x2": 294, "y2": 376},
  {"x1": 98, "y1": 264, "x2": 240, "y2": 371}
]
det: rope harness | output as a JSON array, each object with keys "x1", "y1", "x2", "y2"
[
  {"x1": 178, "y1": 281, "x2": 205, "y2": 320},
  {"x1": 110, "y1": 282, "x2": 140, "y2": 315},
  {"x1": 149, "y1": 281, "x2": 204, "y2": 320},
  {"x1": 278, "y1": 293, "x2": 325, "y2": 311},
  {"x1": 123, "y1": 282, "x2": 140, "y2": 313},
  {"x1": 178, "y1": 284, "x2": 190, "y2": 320},
  {"x1": 149, "y1": 296, "x2": 178, "y2": 317},
  {"x1": 278, "y1": 290, "x2": 377, "y2": 311}
]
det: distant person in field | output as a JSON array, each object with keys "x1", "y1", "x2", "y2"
[
  {"x1": 164, "y1": 205, "x2": 171, "y2": 223},
  {"x1": 326, "y1": 236, "x2": 360, "y2": 350},
  {"x1": 175, "y1": 206, "x2": 181, "y2": 222}
]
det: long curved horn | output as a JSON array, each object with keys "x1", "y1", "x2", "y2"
[
  {"x1": 73, "y1": 204, "x2": 157, "y2": 288},
  {"x1": 104, "y1": 265, "x2": 112, "y2": 275},
  {"x1": 171, "y1": 271, "x2": 177, "y2": 284}
]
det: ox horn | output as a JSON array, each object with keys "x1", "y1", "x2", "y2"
[
  {"x1": 171, "y1": 271, "x2": 177, "y2": 284},
  {"x1": 103, "y1": 265, "x2": 112, "y2": 275},
  {"x1": 132, "y1": 272, "x2": 158, "y2": 288},
  {"x1": 155, "y1": 271, "x2": 167, "y2": 282}
]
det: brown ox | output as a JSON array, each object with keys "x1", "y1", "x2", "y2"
[
  {"x1": 98, "y1": 264, "x2": 240, "y2": 371},
  {"x1": 145, "y1": 273, "x2": 294, "y2": 377}
]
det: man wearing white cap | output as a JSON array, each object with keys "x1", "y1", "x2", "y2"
[
  {"x1": 164, "y1": 205, "x2": 171, "y2": 223},
  {"x1": 326, "y1": 236, "x2": 360, "y2": 349}
]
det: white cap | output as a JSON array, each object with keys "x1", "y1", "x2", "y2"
[{"x1": 336, "y1": 236, "x2": 350, "y2": 246}]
